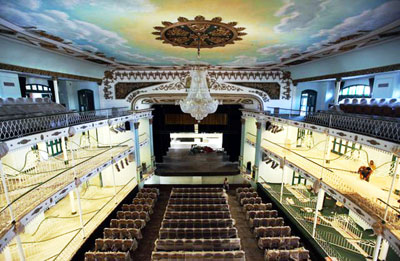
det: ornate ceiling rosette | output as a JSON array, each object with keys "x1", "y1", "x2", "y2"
[{"x1": 152, "y1": 16, "x2": 246, "y2": 55}]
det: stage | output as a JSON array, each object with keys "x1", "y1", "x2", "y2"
[{"x1": 155, "y1": 149, "x2": 240, "y2": 176}]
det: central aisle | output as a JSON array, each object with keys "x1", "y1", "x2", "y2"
[
  {"x1": 227, "y1": 190, "x2": 265, "y2": 261},
  {"x1": 134, "y1": 187, "x2": 171, "y2": 260}
]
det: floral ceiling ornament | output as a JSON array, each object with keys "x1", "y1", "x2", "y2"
[
  {"x1": 179, "y1": 68, "x2": 218, "y2": 122},
  {"x1": 152, "y1": 16, "x2": 246, "y2": 58}
]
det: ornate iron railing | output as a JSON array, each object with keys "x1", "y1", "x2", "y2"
[
  {"x1": 0, "y1": 107, "x2": 132, "y2": 141},
  {"x1": 264, "y1": 107, "x2": 400, "y2": 144}
]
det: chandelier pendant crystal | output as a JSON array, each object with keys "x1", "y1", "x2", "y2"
[{"x1": 179, "y1": 68, "x2": 219, "y2": 122}]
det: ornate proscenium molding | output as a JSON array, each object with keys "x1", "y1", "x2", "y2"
[
  {"x1": 115, "y1": 82, "x2": 167, "y2": 99},
  {"x1": 152, "y1": 16, "x2": 246, "y2": 56},
  {"x1": 101, "y1": 69, "x2": 293, "y2": 101},
  {"x1": 228, "y1": 82, "x2": 280, "y2": 100}
]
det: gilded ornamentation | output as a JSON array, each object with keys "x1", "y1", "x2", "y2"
[
  {"x1": 115, "y1": 82, "x2": 167, "y2": 99},
  {"x1": 126, "y1": 90, "x2": 146, "y2": 103},
  {"x1": 227, "y1": 82, "x2": 280, "y2": 99},
  {"x1": 249, "y1": 90, "x2": 269, "y2": 102},
  {"x1": 152, "y1": 16, "x2": 246, "y2": 51}
]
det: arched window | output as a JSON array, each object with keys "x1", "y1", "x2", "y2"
[
  {"x1": 339, "y1": 84, "x2": 371, "y2": 101},
  {"x1": 299, "y1": 90, "x2": 317, "y2": 116}
]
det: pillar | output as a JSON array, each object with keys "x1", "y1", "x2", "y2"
[
  {"x1": 68, "y1": 191, "x2": 76, "y2": 215},
  {"x1": 333, "y1": 78, "x2": 342, "y2": 105},
  {"x1": 254, "y1": 120, "x2": 263, "y2": 182},
  {"x1": 290, "y1": 82, "x2": 297, "y2": 116},
  {"x1": 149, "y1": 117, "x2": 155, "y2": 169},
  {"x1": 0, "y1": 161, "x2": 26, "y2": 260},
  {"x1": 239, "y1": 117, "x2": 246, "y2": 170},
  {"x1": 69, "y1": 144, "x2": 85, "y2": 238},
  {"x1": 373, "y1": 157, "x2": 399, "y2": 260},
  {"x1": 279, "y1": 159, "x2": 285, "y2": 203},
  {"x1": 312, "y1": 188, "x2": 325, "y2": 238},
  {"x1": 378, "y1": 239, "x2": 389, "y2": 261},
  {"x1": 131, "y1": 121, "x2": 142, "y2": 188},
  {"x1": 52, "y1": 77, "x2": 60, "y2": 104}
]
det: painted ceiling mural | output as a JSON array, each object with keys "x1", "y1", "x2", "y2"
[{"x1": 0, "y1": 0, "x2": 399, "y2": 67}]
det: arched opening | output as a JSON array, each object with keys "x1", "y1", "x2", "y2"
[
  {"x1": 78, "y1": 89, "x2": 95, "y2": 111},
  {"x1": 299, "y1": 89, "x2": 317, "y2": 116}
]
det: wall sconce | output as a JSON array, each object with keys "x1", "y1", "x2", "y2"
[
  {"x1": 121, "y1": 160, "x2": 124, "y2": 169},
  {"x1": 115, "y1": 164, "x2": 120, "y2": 172}
]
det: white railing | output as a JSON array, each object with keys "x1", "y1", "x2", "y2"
[{"x1": 0, "y1": 107, "x2": 132, "y2": 142}]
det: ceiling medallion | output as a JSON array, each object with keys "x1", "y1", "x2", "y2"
[{"x1": 152, "y1": 16, "x2": 246, "y2": 57}]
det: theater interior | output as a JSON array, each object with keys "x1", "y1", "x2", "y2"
[{"x1": 0, "y1": 1, "x2": 399, "y2": 260}]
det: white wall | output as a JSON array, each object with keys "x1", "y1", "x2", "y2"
[
  {"x1": 293, "y1": 80, "x2": 335, "y2": 112},
  {"x1": 0, "y1": 37, "x2": 106, "y2": 79},
  {"x1": 0, "y1": 71, "x2": 20, "y2": 98},
  {"x1": 288, "y1": 38, "x2": 400, "y2": 80},
  {"x1": 58, "y1": 80, "x2": 101, "y2": 111}
]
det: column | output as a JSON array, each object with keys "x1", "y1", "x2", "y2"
[
  {"x1": 0, "y1": 161, "x2": 26, "y2": 260},
  {"x1": 68, "y1": 191, "x2": 76, "y2": 215},
  {"x1": 52, "y1": 77, "x2": 60, "y2": 104},
  {"x1": 333, "y1": 78, "x2": 342, "y2": 105},
  {"x1": 373, "y1": 157, "x2": 399, "y2": 261},
  {"x1": 290, "y1": 83, "x2": 297, "y2": 117},
  {"x1": 149, "y1": 117, "x2": 155, "y2": 169},
  {"x1": 279, "y1": 159, "x2": 285, "y2": 202},
  {"x1": 132, "y1": 121, "x2": 142, "y2": 188},
  {"x1": 239, "y1": 117, "x2": 246, "y2": 170},
  {"x1": 378, "y1": 239, "x2": 389, "y2": 261},
  {"x1": 253, "y1": 120, "x2": 263, "y2": 182},
  {"x1": 69, "y1": 143, "x2": 85, "y2": 238},
  {"x1": 312, "y1": 187, "x2": 325, "y2": 238}
]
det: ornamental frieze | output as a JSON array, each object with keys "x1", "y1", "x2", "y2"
[{"x1": 115, "y1": 82, "x2": 167, "y2": 99}]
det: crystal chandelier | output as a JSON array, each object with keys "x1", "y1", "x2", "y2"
[{"x1": 179, "y1": 68, "x2": 219, "y2": 122}]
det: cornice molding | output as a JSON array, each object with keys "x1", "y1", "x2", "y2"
[
  {"x1": 293, "y1": 63, "x2": 400, "y2": 84},
  {"x1": 0, "y1": 63, "x2": 102, "y2": 83}
]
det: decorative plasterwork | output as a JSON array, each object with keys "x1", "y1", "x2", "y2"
[
  {"x1": 133, "y1": 93, "x2": 263, "y2": 111},
  {"x1": 152, "y1": 16, "x2": 246, "y2": 51},
  {"x1": 115, "y1": 82, "x2": 167, "y2": 99},
  {"x1": 228, "y1": 82, "x2": 281, "y2": 100},
  {"x1": 0, "y1": 63, "x2": 102, "y2": 83},
  {"x1": 292, "y1": 63, "x2": 400, "y2": 83},
  {"x1": 101, "y1": 69, "x2": 293, "y2": 100}
]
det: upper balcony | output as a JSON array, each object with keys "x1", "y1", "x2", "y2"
[
  {"x1": 261, "y1": 106, "x2": 400, "y2": 153},
  {"x1": 0, "y1": 97, "x2": 132, "y2": 142}
]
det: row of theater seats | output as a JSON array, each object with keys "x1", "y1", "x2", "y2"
[
  {"x1": 338, "y1": 98, "x2": 400, "y2": 117},
  {"x1": 85, "y1": 187, "x2": 159, "y2": 261},
  {"x1": 152, "y1": 187, "x2": 246, "y2": 261},
  {"x1": 236, "y1": 187, "x2": 310, "y2": 261},
  {"x1": 0, "y1": 97, "x2": 68, "y2": 120}
]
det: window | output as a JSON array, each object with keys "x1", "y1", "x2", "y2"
[
  {"x1": 339, "y1": 84, "x2": 371, "y2": 101},
  {"x1": 299, "y1": 90, "x2": 317, "y2": 116},
  {"x1": 331, "y1": 138, "x2": 362, "y2": 155},
  {"x1": 25, "y1": 84, "x2": 53, "y2": 99},
  {"x1": 46, "y1": 139, "x2": 63, "y2": 156}
]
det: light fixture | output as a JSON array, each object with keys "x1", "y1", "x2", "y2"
[{"x1": 179, "y1": 68, "x2": 219, "y2": 122}]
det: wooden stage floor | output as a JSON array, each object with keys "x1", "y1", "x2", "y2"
[{"x1": 155, "y1": 149, "x2": 240, "y2": 176}]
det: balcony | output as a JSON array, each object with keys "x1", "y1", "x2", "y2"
[{"x1": 263, "y1": 108, "x2": 400, "y2": 145}]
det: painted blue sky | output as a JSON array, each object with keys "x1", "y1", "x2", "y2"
[{"x1": 0, "y1": 0, "x2": 399, "y2": 66}]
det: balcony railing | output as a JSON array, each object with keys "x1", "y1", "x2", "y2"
[
  {"x1": 0, "y1": 139, "x2": 132, "y2": 239},
  {"x1": 0, "y1": 107, "x2": 132, "y2": 142},
  {"x1": 263, "y1": 107, "x2": 400, "y2": 144}
]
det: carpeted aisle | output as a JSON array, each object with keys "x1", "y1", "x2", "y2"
[
  {"x1": 134, "y1": 187, "x2": 171, "y2": 260},
  {"x1": 228, "y1": 190, "x2": 264, "y2": 261}
]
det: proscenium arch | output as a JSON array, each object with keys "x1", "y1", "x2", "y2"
[{"x1": 129, "y1": 93, "x2": 265, "y2": 111}]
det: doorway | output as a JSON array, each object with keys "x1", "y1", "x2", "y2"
[
  {"x1": 299, "y1": 90, "x2": 317, "y2": 116},
  {"x1": 78, "y1": 89, "x2": 95, "y2": 112}
]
